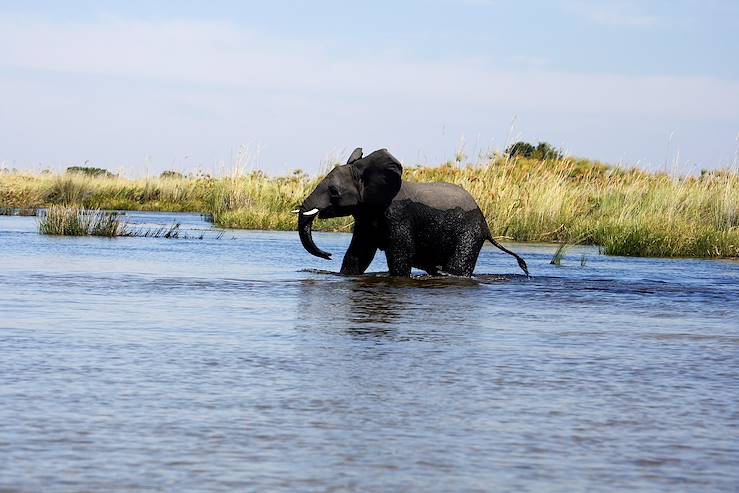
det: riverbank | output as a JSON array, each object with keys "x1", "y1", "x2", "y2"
[{"x1": 1, "y1": 156, "x2": 737, "y2": 258}]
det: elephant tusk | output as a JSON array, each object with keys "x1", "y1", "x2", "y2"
[
  {"x1": 291, "y1": 209, "x2": 300, "y2": 213},
  {"x1": 302, "y1": 208, "x2": 319, "y2": 216}
]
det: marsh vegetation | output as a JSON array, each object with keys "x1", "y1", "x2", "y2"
[
  {"x1": 38, "y1": 206, "x2": 125, "y2": 236},
  {"x1": 37, "y1": 206, "x2": 219, "y2": 239},
  {"x1": 3, "y1": 154, "x2": 737, "y2": 257}
]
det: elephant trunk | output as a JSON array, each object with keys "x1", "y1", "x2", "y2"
[{"x1": 298, "y1": 207, "x2": 332, "y2": 260}]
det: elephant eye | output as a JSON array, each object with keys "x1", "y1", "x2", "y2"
[{"x1": 328, "y1": 186, "x2": 340, "y2": 198}]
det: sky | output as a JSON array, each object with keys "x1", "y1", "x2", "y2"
[{"x1": 0, "y1": 0, "x2": 738, "y2": 176}]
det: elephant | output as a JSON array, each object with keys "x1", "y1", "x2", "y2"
[{"x1": 295, "y1": 148, "x2": 529, "y2": 277}]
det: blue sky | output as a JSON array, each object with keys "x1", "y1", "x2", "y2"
[{"x1": 1, "y1": 0, "x2": 737, "y2": 175}]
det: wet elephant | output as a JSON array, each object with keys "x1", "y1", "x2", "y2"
[{"x1": 296, "y1": 148, "x2": 529, "y2": 277}]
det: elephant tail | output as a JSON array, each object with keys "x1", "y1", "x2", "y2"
[{"x1": 486, "y1": 233, "x2": 530, "y2": 278}]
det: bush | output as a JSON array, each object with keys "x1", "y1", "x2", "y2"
[
  {"x1": 506, "y1": 141, "x2": 535, "y2": 158},
  {"x1": 66, "y1": 166, "x2": 116, "y2": 178},
  {"x1": 506, "y1": 141, "x2": 563, "y2": 161},
  {"x1": 160, "y1": 170, "x2": 184, "y2": 179},
  {"x1": 533, "y1": 142, "x2": 563, "y2": 160}
]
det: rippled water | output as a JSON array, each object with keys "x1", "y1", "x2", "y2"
[{"x1": 1, "y1": 212, "x2": 738, "y2": 492}]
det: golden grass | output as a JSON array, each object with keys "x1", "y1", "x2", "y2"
[
  {"x1": 1, "y1": 173, "x2": 211, "y2": 212},
  {"x1": 3, "y1": 156, "x2": 738, "y2": 258}
]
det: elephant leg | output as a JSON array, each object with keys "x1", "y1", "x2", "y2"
[
  {"x1": 444, "y1": 235, "x2": 485, "y2": 276},
  {"x1": 340, "y1": 226, "x2": 378, "y2": 275},
  {"x1": 385, "y1": 239, "x2": 414, "y2": 276},
  {"x1": 385, "y1": 248, "x2": 412, "y2": 276},
  {"x1": 383, "y1": 218, "x2": 415, "y2": 276}
]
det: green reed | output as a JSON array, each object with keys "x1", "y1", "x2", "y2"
[
  {"x1": 37, "y1": 207, "x2": 212, "y2": 239},
  {"x1": 38, "y1": 206, "x2": 124, "y2": 236}
]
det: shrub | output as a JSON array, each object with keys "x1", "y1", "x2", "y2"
[
  {"x1": 506, "y1": 141, "x2": 536, "y2": 158},
  {"x1": 66, "y1": 166, "x2": 116, "y2": 178},
  {"x1": 505, "y1": 141, "x2": 563, "y2": 161},
  {"x1": 533, "y1": 142, "x2": 563, "y2": 160},
  {"x1": 160, "y1": 170, "x2": 184, "y2": 179}
]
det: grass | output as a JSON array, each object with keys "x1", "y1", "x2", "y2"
[
  {"x1": 38, "y1": 206, "x2": 219, "y2": 239},
  {"x1": 550, "y1": 243, "x2": 569, "y2": 266},
  {"x1": 5, "y1": 155, "x2": 738, "y2": 258},
  {"x1": 1, "y1": 172, "x2": 211, "y2": 212},
  {"x1": 38, "y1": 206, "x2": 125, "y2": 236}
]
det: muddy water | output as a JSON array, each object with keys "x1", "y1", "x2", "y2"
[{"x1": 1, "y1": 212, "x2": 737, "y2": 492}]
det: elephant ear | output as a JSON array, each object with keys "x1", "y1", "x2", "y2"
[
  {"x1": 346, "y1": 147, "x2": 363, "y2": 164},
  {"x1": 356, "y1": 149, "x2": 403, "y2": 206}
]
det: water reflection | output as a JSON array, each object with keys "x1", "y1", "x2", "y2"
[
  {"x1": 296, "y1": 277, "x2": 404, "y2": 338},
  {"x1": 295, "y1": 274, "x2": 495, "y2": 341}
]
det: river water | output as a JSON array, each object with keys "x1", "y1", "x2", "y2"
[{"x1": 1, "y1": 212, "x2": 737, "y2": 492}]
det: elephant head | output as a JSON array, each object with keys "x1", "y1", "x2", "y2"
[{"x1": 296, "y1": 148, "x2": 403, "y2": 260}]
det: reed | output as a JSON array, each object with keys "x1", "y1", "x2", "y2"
[
  {"x1": 5, "y1": 155, "x2": 738, "y2": 258},
  {"x1": 38, "y1": 206, "x2": 124, "y2": 236},
  {"x1": 37, "y1": 207, "x2": 218, "y2": 239},
  {"x1": 550, "y1": 243, "x2": 568, "y2": 266}
]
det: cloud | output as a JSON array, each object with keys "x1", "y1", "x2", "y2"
[
  {"x1": 0, "y1": 15, "x2": 736, "y2": 171},
  {"x1": 563, "y1": 0, "x2": 661, "y2": 28},
  {"x1": 508, "y1": 55, "x2": 553, "y2": 69},
  {"x1": 0, "y1": 16, "x2": 734, "y2": 117}
]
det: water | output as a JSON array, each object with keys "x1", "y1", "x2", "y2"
[{"x1": 1, "y1": 212, "x2": 738, "y2": 492}]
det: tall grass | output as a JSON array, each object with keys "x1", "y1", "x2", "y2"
[
  {"x1": 207, "y1": 172, "x2": 353, "y2": 231},
  {"x1": 5, "y1": 156, "x2": 738, "y2": 258},
  {"x1": 1, "y1": 173, "x2": 211, "y2": 211},
  {"x1": 38, "y1": 206, "x2": 216, "y2": 239},
  {"x1": 38, "y1": 207, "x2": 124, "y2": 236}
]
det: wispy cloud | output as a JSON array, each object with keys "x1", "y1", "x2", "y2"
[
  {"x1": 563, "y1": 0, "x2": 661, "y2": 28},
  {"x1": 0, "y1": 15, "x2": 736, "y2": 171},
  {"x1": 508, "y1": 55, "x2": 553, "y2": 70},
  {"x1": 1, "y1": 16, "x2": 732, "y2": 116}
]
